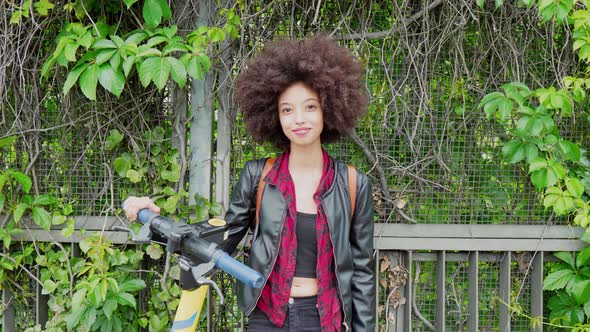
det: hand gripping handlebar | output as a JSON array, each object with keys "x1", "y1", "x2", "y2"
[{"x1": 136, "y1": 209, "x2": 263, "y2": 289}]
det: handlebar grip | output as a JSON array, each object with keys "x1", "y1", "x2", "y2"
[
  {"x1": 215, "y1": 252, "x2": 264, "y2": 288},
  {"x1": 137, "y1": 208, "x2": 157, "y2": 224}
]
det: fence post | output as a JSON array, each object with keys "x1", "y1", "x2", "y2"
[
  {"x1": 36, "y1": 266, "x2": 48, "y2": 327},
  {"x1": 499, "y1": 251, "x2": 511, "y2": 332},
  {"x1": 435, "y1": 251, "x2": 446, "y2": 332},
  {"x1": 467, "y1": 251, "x2": 479, "y2": 331},
  {"x1": 530, "y1": 252, "x2": 543, "y2": 332},
  {"x1": 2, "y1": 287, "x2": 15, "y2": 332},
  {"x1": 404, "y1": 251, "x2": 412, "y2": 332}
]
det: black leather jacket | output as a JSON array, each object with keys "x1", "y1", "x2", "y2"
[{"x1": 222, "y1": 158, "x2": 375, "y2": 331}]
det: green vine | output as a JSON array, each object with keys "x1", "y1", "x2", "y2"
[{"x1": 478, "y1": 0, "x2": 590, "y2": 328}]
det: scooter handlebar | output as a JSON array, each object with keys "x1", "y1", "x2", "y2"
[{"x1": 134, "y1": 208, "x2": 263, "y2": 288}]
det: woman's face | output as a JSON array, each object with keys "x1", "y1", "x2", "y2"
[{"x1": 277, "y1": 82, "x2": 324, "y2": 149}]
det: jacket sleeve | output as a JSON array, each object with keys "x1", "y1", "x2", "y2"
[
  {"x1": 350, "y1": 173, "x2": 376, "y2": 331},
  {"x1": 221, "y1": 160, "x2": 261, "y2": 254}
]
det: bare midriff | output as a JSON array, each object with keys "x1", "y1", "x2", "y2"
[{"x1": 290, "y1": 276, "x2": 318, "y2": 297}]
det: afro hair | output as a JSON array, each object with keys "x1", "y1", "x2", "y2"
[{"x1": 234, "y1": 35, "x2": 368, "y2": 150}]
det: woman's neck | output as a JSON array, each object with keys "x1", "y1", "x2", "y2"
[{"x1": 288, "y1": 144, "x2": 323, "y2": 171}]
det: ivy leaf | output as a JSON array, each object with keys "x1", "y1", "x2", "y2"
[
  {"x1": 143, "y1": 0, "x2": 163, "y2": 27},
  {"x1": 98, "y1": 63, "x2": 125, "y2": 97},
  {"x1": 79, "y1": 237, "x2": 92, "y2": 253},
  {"x1": 92, "y1": 39, "x2": 116, "y2": 50},
  {"x1": 115, "y1": 292, "x2": 137, "y2": 309},
  {"x1": 71, "y1": 289, "x2": 87, "y2": 308},
  {"x1": 502, "y1": 140, "x2": 526, "y2": 163},
  {"x1": 575, "y1": 211, "x2": 590, "y2": 228},
  {"x1": 32, "y1": 206, "x2": 52, "y2": 230},
  {"x1": 32, "y1": 194, "x2": 57, "y2": 206},
  {"x1": 207, "y1": 27, "x2": 226, "y2": 43},
  {"x1": 167, "y1": 57, "x2": 187, "y2": 88},
  {"x1": 558, "y1": 140, "x2": 581, "y2": 162},
  {"x1": 544, "y1": 269, "x2": 576, "y2": 290},
  {"x1": 577, "y1": 246, "x2": 590, "y2": 268},
  {"x1": 114, "y1": 157, "x2": 131, "y2": 177},
  {"x1": 42, "y1": 279, "x2": 57, "y2": 295},
  {"x1": 65, "y1": 304, "x2": 87, "y2": 330},
  {"x1": 122, "y1": 55, "x2": 136, "y2": 77},
  {"x1": 161, "y1": 162, "x2": 180, "y2": 182},
  {"x1": 63, "y1": 62, "x2": 89, "y2": 95},
  {"x1": 186, "y1": 56, "x2": 203, "y2": 80},
  {"x1": 105, "y1": 129, "x2": 124, "y2": 151},
  {"x1": 52, "y1": 214, "x2": 67, "y2": 226},
  {"x1": 123, "y1": 0, "x2": 138, "y2": 9},
  {"x1": 158, "y1": 0, "x2": 171, "y2": 20},
  {"x1": 13, "y1": 203, "x2": 29, "y2": 223},
  {"x1": 119, "y1": 279, "x2": 146, "y2": 292},
  {"x1": 61, "y1": 218, "x2": 75, "y2": 237},
  {"x1": 103, "y1": 299, "x2": 118, "y2": 320},
  {"x1": 565, "y1": 178, "x2": 584, "y2": 198},
  {"x1": 494, "y1": 0, "x2": 504, "y2": 8},
  {"x1": 543, "y1": 186, "x2": 574, "y2": 215},
  {"x1": 81, "y1": 307, "x2": 97, "y2": 331},
  {"x1": 126, "y1": 169, "x2": 142, "y2": 183},
  {"x1": 548, "y1": 292, "x2": 584, "y2": 325},
  {"x1": 95, "y1": 49, "x2": 116, "y2": 65},
  {"x1": 0, "y1": 135, "x2": 17, "y2": 150},
  {"x1": 163, "y1": 195, "x2": 180, "y2": 214},
  {"x1": 138, "y1": 57, "x2": 171, "y2": 90},
  {"x1": 9, "y1": 171, "x2": 32, "y2": 192},
  {"x1": 79, "y1": 63, "x2": 100, "y2": 100},
  {"x1": 524, "y1": 143, "x2": 539, "y2": 163},
  {"x1": 554, "y1": 252, "x2": 576, "y2": 269},
  {"x1": 146, "y1": 243, "x2": 163, "y2": 260},
  {"x1": 34, "y1": 0, "x2": 55, "y2": 16}
]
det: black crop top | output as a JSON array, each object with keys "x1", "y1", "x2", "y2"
[{"x1": 294, "y1": 212, "x2": 317, "y2": 278}]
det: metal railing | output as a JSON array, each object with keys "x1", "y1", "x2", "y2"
[{"x1": 2, "y1": 219, "x2": 586, "y2": 331}]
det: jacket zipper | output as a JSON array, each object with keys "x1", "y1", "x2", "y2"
[
  {"x1": 245, "y1": 207, "x2": 287, "y2": 316},
  {"x1": 326, "y1": 213, "x2": 350, "y2": 331}
]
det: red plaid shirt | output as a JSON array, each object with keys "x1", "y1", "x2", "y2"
[{"x1": 256, "y1": 150, "x2": 342, "y2": 331}]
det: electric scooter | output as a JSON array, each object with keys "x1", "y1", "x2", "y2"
[{"x1": 124, "y1": 208, "x2": 263, "y2": 332}]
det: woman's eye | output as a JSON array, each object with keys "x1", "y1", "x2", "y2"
[
  {"x1": 306, "y1": 105, "x2": 317, "y2": 110},
  {"x1": 281, "y1": 108, "x2": 292, "y2": 113}
]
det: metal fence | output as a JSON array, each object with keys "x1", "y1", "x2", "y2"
[{"x1": 3, "y1": 222, "x2": 585, "y2": 331}]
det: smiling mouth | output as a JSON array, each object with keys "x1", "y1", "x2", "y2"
[{"x1": 293, "y1": 128, "x2": 311, "y2": 135}]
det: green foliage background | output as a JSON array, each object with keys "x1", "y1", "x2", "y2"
[{"x1": 2, "y1": 0, "x2": 590, "y2": 330}]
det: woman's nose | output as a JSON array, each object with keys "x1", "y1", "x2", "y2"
[{"x1": 294, "y1": 108, "x2": 305, "y2": 124}]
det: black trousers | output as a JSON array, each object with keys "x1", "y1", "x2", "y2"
[{"x1": 247, "y1": 296, "x2": 321, "y2": 332}]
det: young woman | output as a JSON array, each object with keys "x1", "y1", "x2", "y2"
[{"x1": 124, "y1": 36, "x2": 375, "y2": 332}]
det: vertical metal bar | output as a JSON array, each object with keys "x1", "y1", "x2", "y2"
[
  {"x1": 500, "y1": 251, "x2": 511, "y2": 332},
  {"x1": 374, "y1": 249, "x2": 380, "y2": 331},
  {"x1": 36, "y1": 266, "x2": 48, "y2": 328},
  {"x1": 206, "y1": 286, "x2": 211, "y2": 332},
  {"x1": 436, "y1": 251, "x2": 446, "y2": 332},
  {"x1": 468, "y1": 251, "x2": 479, "y2": 332},
  {"x1": 2, "y1": 287, "x2": 15, "y2": 332},
  {"x1": 530, "y1": 252, "x2": 544, "y2": 332},
  {"x1": 385, "y1": 251, "x2": 402, "y2": 332},
  {"x1": 137, "y1": 249, "x2": 147, "y2": 332},
  {"x1": 404, "y1": 251, "x2": 413, "y2": 332}
]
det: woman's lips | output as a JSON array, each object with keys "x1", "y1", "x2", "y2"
[{"x1": 293, "y1": 128, "x2": 311, "y2": 136}]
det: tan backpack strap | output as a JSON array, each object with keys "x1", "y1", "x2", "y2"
[
  {"x1": 255, "y1": 158, "x2": 275, "y2": 226},
  {"x1": 347, "y1": 165, "x2": 357, "y2": 221}
]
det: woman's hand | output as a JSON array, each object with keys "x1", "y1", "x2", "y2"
[{"x1": 122, "y1": 196, "x2": 160, "y2": 221}]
